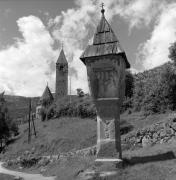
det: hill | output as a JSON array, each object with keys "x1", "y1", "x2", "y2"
[
  {"x1": 123, "y1": 62, "x2": 176, "y2": 114},
  {"x1": 1, "y1": 111, "x2": 176, "y2": 180},
  {"x1": 3, "y1": 61, "x2": 176, "y2": 122},
  {"x1": 4, "y1": 95, "x2": 40, "y2": 120},
  {"x1": 1, "y1": 110, "x2": 172, "y2": 158},
  {"x1": 3, "y1": 117, "x2": 97, "y2": 159}
]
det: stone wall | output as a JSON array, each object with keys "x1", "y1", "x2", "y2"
[{"x1": 122, "y1": 117, "x2": 176, "y2": 149}]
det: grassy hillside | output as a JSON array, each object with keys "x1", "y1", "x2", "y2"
[
  {"x1": 5, "y1": 95, "x2": 39, "y2": 120},
  {"x1": 0, "y1": 174, "x2": 15, "y2": 180},
  {"x1": 1, "y1": 111, "x2": 176, "y2": 180},
  {"x1": 132, "y1": 62, "x2": 176, "y2": 114},
  {"x1": 3, "y1": 111, "x2": 172, "y2": 159},
  {"x1": 3, "y1": 117, "x2": 97, "y2": 159}
]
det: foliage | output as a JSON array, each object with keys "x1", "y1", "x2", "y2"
[
  {"x1": 8, "y1": 119, "x2": 19, "y2": 136},
  {"x1": 0, "y1": 95, "x2": 19, "y2": 151},
  {"x1": 132, "y1": 62, "x2": 176, "y2": 114},
  {"x1": 121, "y1": 70, "x2": 134, "y2": 113},
  {"x1": 169, "y1": 42, "x2": 176, "y2": 65},
  {"x1": 39, "y1": 102, "x2": 55, "y2": 121},
  {"x1": 39, "y1": 107, "x2": 47, "y2": 121},
  {"x1": 55, "y1": 95, "x2": 96, "y2": 118},
  {"x1": 76, "y1": 88, "x2": 85, "y2": 97},
  {"x1": 125, "y1": 70, "x2": 134, "y2": 98},
  {"x1": 0, "y1": 100, "x2": 10, "y2": 149}
]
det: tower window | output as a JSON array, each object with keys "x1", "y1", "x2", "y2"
[{"x1": 60, "y1": 65, "x2": 64, "y2": 70}]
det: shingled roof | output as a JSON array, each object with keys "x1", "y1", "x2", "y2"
[
  {"x1": 56, "y1": 49, "x2": 68, "y2": 64},
  {"x1": 40, "y1": 85, "x2": 54, "y2": 103},
  {"x1": 80, "y1": 8, "x2": 130, "y2": 68}
]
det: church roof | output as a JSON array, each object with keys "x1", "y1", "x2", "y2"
[
  {"x1": 40, "y1": 85, "x2": 54, "y2": 102},
  {"x1": 80, "y1": 8, "x2": 130, "y2": 69},
  {"x1": 56, "y1": 49, "x2": 68, "y2": 64}
]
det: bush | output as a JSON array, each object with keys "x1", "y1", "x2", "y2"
[
  {"x1": 8, "y1": 120, "x2": 19, "y2": 136},
  {"x1": 40, "y1": 107, "x2": 46, "y2": 121},
  {"x1": 132, "y1": 62, "x2": 176, "y2": 114},
  {"x1": 55, "y1": 96, "x2": 96, "y2": 119}
]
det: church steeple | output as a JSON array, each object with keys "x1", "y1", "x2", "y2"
[
  {"x1": 56, "y1": 48, "x2": 68, "y2": 64},
  {"x1": 55, "y1": 47, "x2": 68, "y2": 100}
]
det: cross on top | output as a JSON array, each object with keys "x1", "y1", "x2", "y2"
[
  {"x1": 100, "y1": 3, "x2": 105, "y2": 15},
  {"x1": 101, "y1": 2, "x2": 104, "y2": 9}
]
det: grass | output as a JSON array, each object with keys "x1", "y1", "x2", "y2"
[
  {"x1": 37, "y1": 141, "x2": 176, "y2": 180},
  {"x1": 2, "y1": 111, "x2": 176, "y2": 180},
  {"x1": 109, "y1": 142, "x2": 176, "y2": 180},
  {"x1": 3, "y1": 117, "x2": 97, "y2": 159},
  {"x1": 2, "y1": 111, "x2": 172, "y2": 159},
  {"x1": 5, "y1": 95, "x2": 39, "y2": 120},
  {"x1": 0, "y1": 173, "x2": 15, "y2": 180},
  {"x1": 121, "y1": 111, "x2": 172, "y2": 130}
]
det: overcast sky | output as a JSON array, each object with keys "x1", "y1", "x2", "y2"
[{"x1": 0, "y1": 0, "x2": 176, "y2": 97}]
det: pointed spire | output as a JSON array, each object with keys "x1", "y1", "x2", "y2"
[
  {"x1": 93, "y1": 5, "x2": 118, "y2": 45},
  {"x1": 80, "y1": 5, "x2": 130, "y2": 68},
  {"x1": 61, "y1": 41, "x2": 64, "y2": 50},
  {"x1": 56, "y1": 48, "x2": 68, "y2": 64},
  {"x1": 40, "y1": 85, "x2": 54, "y2": 103}
]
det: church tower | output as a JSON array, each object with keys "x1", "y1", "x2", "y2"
[{"x1": 55, "y1": 48, "x2": 68, "y2": 100}]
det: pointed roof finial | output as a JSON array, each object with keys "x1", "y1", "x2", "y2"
[
  {"x1": 101, "y1": 3, "x2": 105, "y2": 16},
  {"x1": 61, "y1": 41, "x2": 63, "y2": 50}
]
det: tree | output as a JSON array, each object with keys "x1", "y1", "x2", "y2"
[
  {"x1": 169, "y1": 42, "x2": 176, "y2": 64},
  {"x1": 0, "y1": 106, "x2": 10, "y2": 150},
  {"x1": 121, "y1": 70, "x2": 134, "y2": 113},
  {"x1": 132, "y1": 63, "x2": 176, "y2": 114},
  {"x1": 0, "y1": 92, "x2": 19, "y2": 151},
  {"x1": 76, "y1": 88, "x2": 84, "y2": 97},
  {"x1": 125, "y1": 70, "x2": 134, "y2": 98}
]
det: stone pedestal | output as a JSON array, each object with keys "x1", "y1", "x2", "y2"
[{"x1": 96, "y1": 98, "x2": 122, "y2": 161}]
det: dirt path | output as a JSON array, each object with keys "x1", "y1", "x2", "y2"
[{"x1": 0, "y1": 162, "x2": 56, "y2": 180}]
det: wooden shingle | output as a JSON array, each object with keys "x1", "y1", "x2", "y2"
[{"x1": 80, "y1": 9, "x2": 130, "y2": 69}]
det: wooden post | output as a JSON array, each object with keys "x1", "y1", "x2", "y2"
[
  {"x1": 28, "y1": 98, "x2": 31, "y2": 143},
  {"x1": 31, "y1": 113, "x2": 37, "y2": 137},
  {"x1": 0, "y1": 138, "x2": 2, "y2": 151},
  {"x1": 69, "y1": 75, "x2": 71, "y2": 104}
]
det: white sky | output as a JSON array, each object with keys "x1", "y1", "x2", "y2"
[{"x1": 0, "y1": 0, "x2": 175, "y2": 96}]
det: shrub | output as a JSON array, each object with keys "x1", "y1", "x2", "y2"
[
  {"x1": 55, "y1": 96, "x2": 96, "y2": 119},
  {"x1": 132, "y1": 62, "x2": 176, "y2": 114},
  {"x1": 39, "y1": 107, "x2": 46, "y2": 121}
]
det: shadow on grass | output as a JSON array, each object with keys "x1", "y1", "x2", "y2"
[
  {"x1": 123, "y1": 151, "x2": 175, "y2": 167},
  {"x1": 6, "y1": 135, "x2": 21, "y2": 145},
  {"x1": 120, "y1": 120, "x2": 133, "y2": 135},
  {"x1": 0, "y1": 136, "x2": 21, "y2": 153}
]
